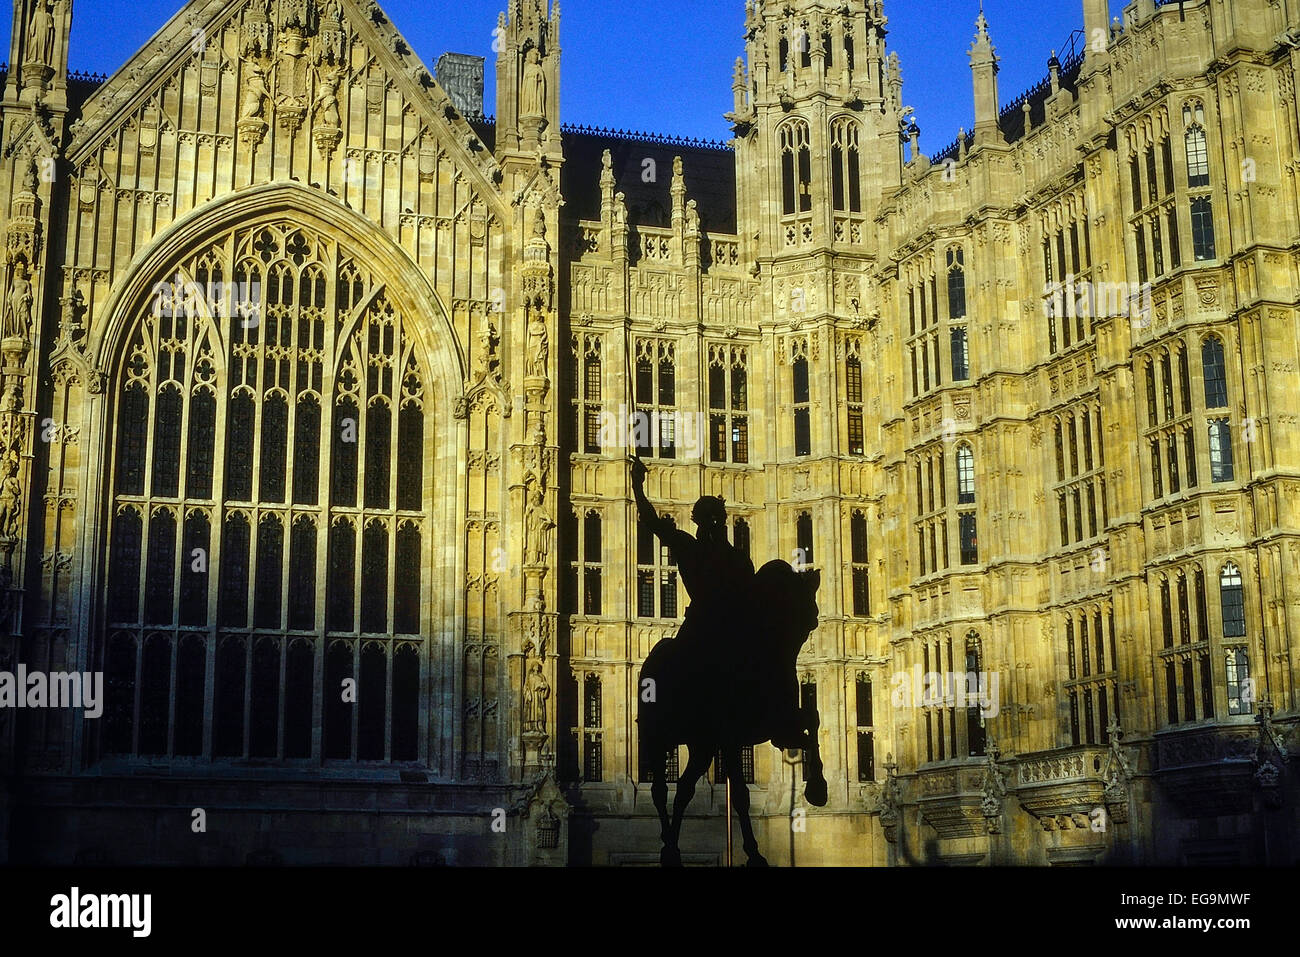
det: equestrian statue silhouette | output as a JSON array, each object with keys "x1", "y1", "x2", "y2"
[{"x1": 631, "y1": 456, "x2": 827, "y2": 867}]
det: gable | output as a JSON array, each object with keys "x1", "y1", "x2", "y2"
[{"x1": 65, "y1": 0, "x2": 504, "y2": 215}]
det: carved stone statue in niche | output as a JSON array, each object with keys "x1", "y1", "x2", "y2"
[
  {"x1": 520, "y1": 48, "x2": 546, "y2": 118},
  {"x1": 4, "y1": 263, "x2": 34, "y2": 341},
  {"x1": 524, "y1": 481, "x2": 554, "y2": 566},
  {"x1": 685, "y1": 199, "x2": 700, "y2": 238},
  {"x1": 0, "y1": 452, "x2": 22, "y2": 540},
  {"x1": 474, "y1": 318, "x2": 499, "y2": 382},
  {"x1": 27, "y1": 0, "x2": 57, "y2": 66},
  {"x1": 240, "y1": 61, "x2": 270, "y2": 121},
  {"x1": 526, "y1": 311, "x2": 548, "y2": 379},
  {"x1": 315, "y1": 70, "x2": 342, "y2": 129},
  {"x1": 523, "y1": 657, "x2": 549, "y2": 733}
]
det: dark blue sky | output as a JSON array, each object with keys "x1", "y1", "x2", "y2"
[{"x1": 6, "y1": 0, "x2": 1126, "y2": 151}]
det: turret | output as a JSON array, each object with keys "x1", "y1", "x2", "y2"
[
  {"x1": 494, "y1": 0, "x2": 562, "y2": 160},
  {"x1": 968, "y1": 5, "x2": 1006, "y2": 149},
  {"x1": 733, "y1": 0, "x2": 904, "y2": 260}
]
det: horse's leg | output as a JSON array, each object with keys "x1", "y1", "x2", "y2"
[
  {"x1": 667, "y1": 744, "x2": 712, "y2": 861},
  {"x1": 801, "y1": 704, "x2": 828, "y2": 807},
  {"x1": 650, "y1": 748, "x2": 677, "y2": 867},
  {"x1": 724, "y1": 747, "x2": 767, "y2": 867}
]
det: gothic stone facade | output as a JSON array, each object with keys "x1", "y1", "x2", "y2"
[{"x1": 1, "y1": 0, "x2": 1298, "y2": 866}]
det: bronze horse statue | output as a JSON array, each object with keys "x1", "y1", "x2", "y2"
[{"x1": 631, "y1": 457, "x2": 827, "y2": 867}]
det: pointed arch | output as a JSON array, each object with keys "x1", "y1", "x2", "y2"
[{"x1": 82, "y1": 184, "x2": 462, "y2": 769}]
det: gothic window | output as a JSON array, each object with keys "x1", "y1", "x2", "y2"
[
  {"x1": 800, "y1": 678, "x2": 816, "y2": 779},
  {"x1": 1202, "y1": 335, "x2": 1228, "y2": 409},
  {"x1": 956, "y1": 444, "x2": 975, "y2": 505},
  {"x1": 846, "y1": 352, "x2": 864, "y2": 455},
  {"x1": 792, "y1": 352, "x2": 811, "y2": 456},
  {"x1": 733, "y1": 518, "x2": 751, "y2": 560},
  {"x1": 571, "y1": 334, "x2": 603, "y2": 454},
  {"x1": 830, "y1": 118, "x2": 863, "y2": 213},
  {"x1": 1209, "y1": 418, "x2": 1234, "y2": 483},
  {"x1": 856, "y1": 673, "x2": 875, "y2": 781},
  {"x1": 101, "y1": 225, "x2": 431, "y2": 765},
  {"x1": 1160, "y1": 577, "x2": 1173, "y2": 649},
  {"x1": 850, "y1": 511, "x2": 870, "y2": 617},
  {"x1": 796, "y1": 512, "x2": 815, "y2": 568},
  {"x1": 1184, "y1": 113, "x2": 1210, "y2": 188},
  {"x1": 780, "y1": 120, "x2": 813, "y2": 216},
  {"x1": 583, "y1": 674, "x2": 603, "y2": 782},
  {"x1": 708, "y1": 345, "x2": 749, "y2": 464},
  {"x1": 966, "y1": 635, "x2": 986, "y2": 757},
  {"x1": 946, "y1": 247, "x2": 967, "y2": 319},
  {"x1": 1220, "y1": 563, "x2": 1246, "y2": 638},
  {"x1": 1226, "y1": 649, "x2": 1251, "y2": 715},
  {"x1": 634, "y1": 339, "x2": 676, "y2": 459},
  {"x1": 637, "y1": 520, "x2": 678, "y2": 620},
  {"x1": 913, "y1": 446, "x2": 949, "y2": 577},
  {"x1": 1190, "y1": 196, "x2": 1216, "y2": 261},
  {"x1": 571, "y1": 510, "x2": 603, "y2": 616}
]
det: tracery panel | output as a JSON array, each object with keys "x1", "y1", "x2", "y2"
[{"x1": 101, "y1": 223, "x2": 433, "y2": 767}]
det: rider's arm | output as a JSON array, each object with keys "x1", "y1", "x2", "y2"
[{"x1": 631, "y1": 459, "x2": 683, "y2": 545}]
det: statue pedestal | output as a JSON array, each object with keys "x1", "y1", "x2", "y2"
[
  {"x1": 519, "y1": 113, "x2": 545, "y2": 151},
  {"x1": 313, "y1": 124, "x2": 342, "y2": 159},
  {"x1": 1, "y1": 338, "x2": 28, "y2": 372},
  {"x1": 237, "y1": 117, "x2": 268, "y2": 149},
  {"x1": 21, "y1": 60, "x2": 53, "y2": 101},
  {"x1": 521, "y1": 730, "x2": 548, "y2": 781}
]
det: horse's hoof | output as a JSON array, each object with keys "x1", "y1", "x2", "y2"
[
  {"x1": 804, "y1": 778, "x2": 828, "y2": 807},
  {"x1": 660, "y1": 845, "x2": 683, "y2": 868},
  {"x1": 745, "y1": 852, "x2": 769, "y2": 867}
]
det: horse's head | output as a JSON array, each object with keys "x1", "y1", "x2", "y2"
[{"x1": 754, "y1": 561, "x2": 821, "y2": 656}]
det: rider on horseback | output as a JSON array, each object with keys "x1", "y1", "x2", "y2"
[{"x1": 630, "y1": 456, "x2": 754, "y2": 667}]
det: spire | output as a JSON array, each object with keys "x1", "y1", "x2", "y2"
[{"x1": 968, "y1": 3, "x2": 1005, "y2": 148}]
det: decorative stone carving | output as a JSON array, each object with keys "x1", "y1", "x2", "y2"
[
  {"x1": 876, "y1": 753, "x2": 902, "y2": 842},
  {"x1": 3, "y1": 263, "x2": 34, "y2": 342},
  {"x1": 520, "y1": 48, "x2": 546, "y2": 118},
  {"x1": 1252, "y1": 698, "x2": 1289, "y2": 809},
  {"x1": 474, "y1": 317, "x2": 500, "y2": 383},
  {"x1": 522, "y1": 654, "x2": 549, "y2": 733},
  {"x1": 0, "y1": 451, "x2": 22, "y2": 541},
  {"x1": 980, "y1": 739, "x2": 1008, "y2": 833},
  {"x1": 27, "y1": 0, "x2": 57, "y2": 66},
  {"x1": 1101, "y1": 721, "x2": 1135, "y2": 823}
]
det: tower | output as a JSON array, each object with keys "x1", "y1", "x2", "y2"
[
  {"x1": 0, "y1": 0, "x2": 74, "y2": 861},
  {"x1": 731, "y1": 0, "x2": 904, "y2": 262}
]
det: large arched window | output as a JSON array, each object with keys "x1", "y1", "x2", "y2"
[
  {"x1": 102, "y1": 224, "x2": 431, "y2": 765},
  {"x1": 780, "y1": 120, "x2": 813, "y2": 216}
]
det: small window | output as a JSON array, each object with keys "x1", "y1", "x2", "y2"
[
  {"x1": 956, "y1": 445, "x2": 975, "y2": 505},
  {"x1": 1220, "y1": 563, "x2": 1246, "y2": 638},
  {"x1": 796, "y1": 512, "x2": 814, "y2": 568},
  {"x1": 1185, "y1": 127, "x2": 1210, "y2": 188},
  {"x1": 1190, "y1": 197, "x2": 1216, "y2": 261},
  {"x1": 1208, "y1": 418, "x2": 1234, "y2": 483},
  {"x1": 950, "y1": 327, "x2": 969, "y2": 381},
  {"x1": 1202, "y1": 336, "x2": 1228, "y2": 409},
  {"x1": 1226, "y1": 649, "x2": 1251, "y2": 715}
]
